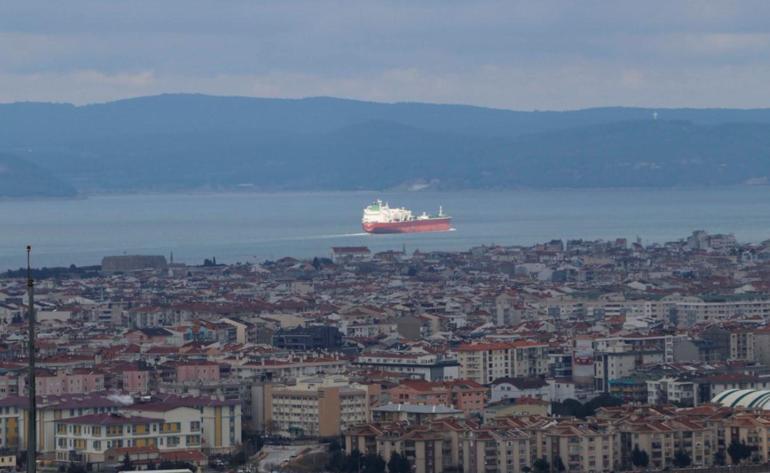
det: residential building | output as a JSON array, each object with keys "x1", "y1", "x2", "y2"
[{"x1": 267, "y1": 376, "x2": 369, "y2": 438}]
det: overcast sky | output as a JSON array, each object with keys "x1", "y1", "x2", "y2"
[{"x1": 2, "y1": 1, "x2": 770, "y2": 109}]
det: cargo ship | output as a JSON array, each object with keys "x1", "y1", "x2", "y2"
[{"x1": 362, "y1": 200, "x2": 451, "y2": 234}]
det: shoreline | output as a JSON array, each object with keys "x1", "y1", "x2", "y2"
[{"x1": 2, "y1": 183, "x2": 770, "y2": 203}]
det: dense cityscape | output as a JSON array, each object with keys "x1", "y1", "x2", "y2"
[
  {"x1": 1, "y1": 230, "x2": 770, "y2": 472},
  {"x1": 5, "y1": 3, "x2": 770, "y2": 473}
]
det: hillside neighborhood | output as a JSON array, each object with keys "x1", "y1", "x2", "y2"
[{"x1": 3, "y1": 230, "x2": 770, "y2": 473}]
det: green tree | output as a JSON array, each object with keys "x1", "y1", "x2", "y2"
[
  {"x1": 583, "y1": 394, "x2": 623, "y2": 417},
  {"x1": 160, "y1": 460, "x2": 196, "y2": 471},
  {"x1": 554, "y1": 456, "x2": 565, "y2": 472},
  {"x1": 230, "y1": 450, "x2": 247, "y2": 466},
  {"x1": 673, "y1": 450, "x2": 691, "y2": 468},
  {"x1": 121, "y1": 453, "x2": 133, "y2": 472},
  {"x1": 362, "y1": 454, "x2": 386, "y2": 473},
  {"x1": 533, "y1": 457, "x2": 550, "y2": 473},
  {"x1": 553, "y1": 399, "x2": 585, "y2": 418},
  {"x1": 714, "y1": 450, "x2": 726, "y2": 466},
  {"x1": 66, "y1": 464, "x2": 87, "y2": 473},
  {"x1": 387, "y1": 453, "x2": 410, "y2": 473},
  {"x1": 631, "y1": 445, "x2": 649, "y2": 468},
  {"x1": 345, "y1": 450, "x2": 363, "y2": 473},
  {"x1": 728, "y1": 439, "x2": 753, "y2": 465},
  {"x1": 328, "y1": 438, "x2": 342, "y2": 453},
  {"x1": 327, "y1": 450, "x2": 347, "y2": 473},
  {"x1": 242, "y1": 432, "x2": 265, "y2": 456}
]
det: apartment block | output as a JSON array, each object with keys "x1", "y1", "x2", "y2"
[
  {"x1": 457, "y1": 341, "x2": 548, "y2": 385},
  {"x1": 267, "y1": 376, "x2": 369, "y2": 438},
  {"x1": 53, "y1": 409, "x2": 201, "y2": 466}
]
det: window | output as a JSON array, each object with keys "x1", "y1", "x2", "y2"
[
  {"x1": 190, "y1": 421, "x2": 201, "y2": 432},
  {"x1": 107, "y1": 425, "x2": 123, "y2": 436},
  {"x1": 162, "y1": 423, "x2": 181, "y2": 433}
]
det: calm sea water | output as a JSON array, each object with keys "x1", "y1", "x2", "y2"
[{"x1": 1, "y1": 188, "x2": 770, "y2": 270}]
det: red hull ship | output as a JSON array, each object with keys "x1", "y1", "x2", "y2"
[{"x1": 362, "y1": 200, "x2": 452, "y2": 234}]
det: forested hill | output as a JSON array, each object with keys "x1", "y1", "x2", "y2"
[{"x1": 3, "y1": 94, "x2": 770, "y2": 195}]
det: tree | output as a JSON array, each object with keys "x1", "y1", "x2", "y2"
[
  {"x1": 728, "y1": 439, "x2": 753, "y2": 465},
  {"x1": 328, "y1": 439, "x2": 342, "y2": 453},
  {"x1": 673, "y1": 450, "x2": 691, "y2": 468},
  {"x1": 554, "y1": 456, "x2": 565, "y2": 472},
  {"x1": 631, "y1": 445, "x2": 649, "y2": 468},
  {"x1": 387, "y1": 453, "x2": 410, "y2": 473},
  {"x1": 345, "y1": 450, "x2": 363, "y2": 473},
  {"x1": 552, "y1": 399, "x2": 585, "y2": 418},
  {"x1": 533, "y1": 457, "x2": 550, "y2": 473},
  {"x1": 551, "y1": 395, "x2": 623, "y2": 419},
  {"x1": 66, "y1": 464, "x2": 87, "y2": 473},
  {"x1": 362, "y1": 454, "x2": 386, "y2": 473},
  {"x1": 230, "y1": 450, "x2": 247, "y2": 466},
  {"x1": 121, "y1": 453, "x2": 133, "y2": 472},
  {"x1": 160, "y1": 460, "x2": 196, "y2": 471},
  {"x1": 327, "y1": 449, "x2": 347, "y2": 473},
  {"x1": 242, "y1": 432, "x2": 265, "y2": 457},
  {"x1": 584, "y1": 394, "x2": 623, "y2": 417},
  {"x1": 714, "y1": 450, "x2": 726, "y2": 466}
]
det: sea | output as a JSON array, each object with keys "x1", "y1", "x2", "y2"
[{"x1": 1, "y1": 187, "x2": 770, "y2": 271}]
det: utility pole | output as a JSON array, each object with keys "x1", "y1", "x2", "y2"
[{"x1": 26, "y1": 246, "x2": 36, "y2": 473}]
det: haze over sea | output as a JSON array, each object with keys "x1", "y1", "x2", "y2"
[{"x1": 2, "y1": 188, "x2": 770, "y2": 271}]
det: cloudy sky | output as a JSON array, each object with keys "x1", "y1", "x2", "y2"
[{"x1": 2, "y1": 1, "x2": 770, "y2": 109}]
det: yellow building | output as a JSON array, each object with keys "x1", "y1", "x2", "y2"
[
  {"x1": 268, "y1": 376, "x2": 369, "y2": 438},
  {"x1": 544, "y1": 421, "x2": 617, "y2": 473}
]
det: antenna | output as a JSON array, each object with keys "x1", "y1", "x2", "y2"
[{"x1": 26, "y1": 246, "x2": 36, "y2": 473}]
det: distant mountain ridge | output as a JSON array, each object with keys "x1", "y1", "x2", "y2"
[
  {"x1": 3, "y1": 94, "x2": 770, "y2": 196},
  {"x1": 0, "y1": 154, "x2": 76, "y2": 197}
]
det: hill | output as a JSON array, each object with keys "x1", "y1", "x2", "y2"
[
  {"x1": 0, "y1": 154, "x2": 76, "y2": 198},
  {"x1": 3, "y1": 94, "x2": 770, "y2": 195}
]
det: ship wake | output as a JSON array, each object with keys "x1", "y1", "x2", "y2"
[{"x1": 278, "y1": 232, "x2": 369, "y2": 241}]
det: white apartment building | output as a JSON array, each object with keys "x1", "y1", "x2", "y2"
[
  {"x1": 457, "y1": 341, "x2": 549, "y2": 385},
  {"x1": 593, "y1": 336, "x2": 674, "y2": 392},
  {"x1": 54, "y1": 408, "x2": 201, "y2": 466},
  {"x1": 354, "y1": 352, "x2": 459, "y2": 381},
  {"x1": 125, "y1": 398, "x2": 240, "y2": 455},
  {"x1": 646, "y1": 377, "x2": 698, "y2": 406},
  {"x1": 663, "y1": 297, "x2": 770, "y2": 326}
]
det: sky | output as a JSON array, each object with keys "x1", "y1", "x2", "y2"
[{"x1": 2, "y1": 1, "x2": 770, "y2": 109}]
